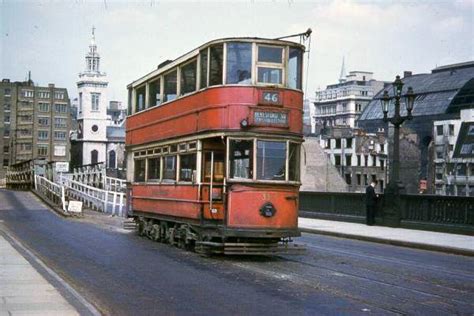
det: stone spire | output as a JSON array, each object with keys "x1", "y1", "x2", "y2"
[
  {"x1": 339, "y1": 56, "x2": 347, "y2": 83},
  {"x1": 85, "y1": 26, "x2": 101, "y2": 73}
]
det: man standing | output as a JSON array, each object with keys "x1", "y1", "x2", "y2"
[{"x1": 366, "y1": 180, "x2": 378, "y2": 226}]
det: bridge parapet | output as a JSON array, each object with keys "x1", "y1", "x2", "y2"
[{"x1": 300, "y1": 191, "x2": 474, "y2": 235}]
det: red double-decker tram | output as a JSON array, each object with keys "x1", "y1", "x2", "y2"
[{"x1": 126, "y1": 34, "x2": 308, "y2": 255}]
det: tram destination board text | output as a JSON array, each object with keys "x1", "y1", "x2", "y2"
[{"x1": 253, "y1": 111, "x2": 288, "y2": 125}]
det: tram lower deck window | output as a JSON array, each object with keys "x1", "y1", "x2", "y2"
[
  {"x1": 163, "y1": 155, "x2": 177, "y2": 180},
  {"x1": 179, "y1": 153, "x2": 196, "y2": 182},
  {"x1": 257, "y1": 141, "x2": 286, "y2": 180},
  {"x1": 134, "y1": 159, "x2": 146, "y2": 182},
  {"x1": 289, "y1": 143, "x2": 300, "y2": 181},
  {"x1": 147, "y1": 157, "x2": 161, "y2": 181},
  {"x1": 230, "y1": 140, "x2": 253, "y2": 179}
]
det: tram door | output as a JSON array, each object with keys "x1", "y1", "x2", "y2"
[{"x1": 201, "y1": 139, "x2": 226, "y2": 223}]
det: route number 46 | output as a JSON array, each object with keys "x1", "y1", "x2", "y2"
[{"x1": 262, "y1": 92, "x2": 280, "y2": 104}]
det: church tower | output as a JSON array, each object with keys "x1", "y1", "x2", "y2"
[{"x1": 76, "y1": 27, "x2": 108, "y2": 165}]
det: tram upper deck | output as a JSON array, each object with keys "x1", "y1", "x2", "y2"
[{"x1": 126, "y1": 37, "x2": 305, "y2": 147}]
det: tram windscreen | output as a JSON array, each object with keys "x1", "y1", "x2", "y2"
[
  {"x1": 256, "y1": 141, "x2": 286, "y2": 180},
  {"x1": 230, "y1": 140, "x2": 253, "y2": 179},
  {"x1": 288, "y1": 48, "x2": 302, "y2": 90}
]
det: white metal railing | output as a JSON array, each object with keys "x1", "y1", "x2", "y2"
[
  {"x1": 34, "y1": 175, "x2": 66, "y2": 211},
  {"x1": 59, "y1": 175, "x2": 125, "y2": 216},
  {"x1": 104, "y1": 175, "x2": 127, "y2": 192}
]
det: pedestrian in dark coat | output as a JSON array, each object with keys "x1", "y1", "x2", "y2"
[{"x1": 366, "y1": 180, "x2": 378, "y2": 226}]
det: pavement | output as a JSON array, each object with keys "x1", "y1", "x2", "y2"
[
  {"x1": 0, "y1": 228, "x2": 100, "y2": 316},
  {"x1": 299, "y1": 217, "x2": 474, "y2": 256}
]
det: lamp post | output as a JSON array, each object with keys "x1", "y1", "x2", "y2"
[{"x1": 380, "y1": 75, "x2": 415, "y2": 226}]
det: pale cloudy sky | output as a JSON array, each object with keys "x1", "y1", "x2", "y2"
[{"x1": 1, "y1": 0, "x2": 473, "y2": 103}]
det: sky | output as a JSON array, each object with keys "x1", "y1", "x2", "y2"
[{"x1": 1, "y1": 0, "x2": 473, "y2": 104}]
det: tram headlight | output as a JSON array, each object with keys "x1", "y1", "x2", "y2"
[
  {"x1": 240, "y1": 118, "x2": 249, "y2": 128},
  {"x1": 260, "y1": 202, "x2": 276, "y2": 217}
]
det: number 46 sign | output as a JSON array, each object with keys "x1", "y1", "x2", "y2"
[{"x1": 260, "y1": 91, "x2": 281, "y2": 105}]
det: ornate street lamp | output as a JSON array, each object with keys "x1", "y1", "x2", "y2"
[{"x1": 379, "y1": 75, "x2": 416, "y2": 226}]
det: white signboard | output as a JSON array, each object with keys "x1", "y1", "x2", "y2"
[
  {"x1": 68, "y1": 201, "x2": 83, "y2": 213},
  {"x1": 55, "y1": 162, "x2": 69, "y2": 172},
  {"x1": 54, "y1": 145, "x2": 66, "y2": 157}
]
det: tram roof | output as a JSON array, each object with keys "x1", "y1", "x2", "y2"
[{"x1": 127, "y1": 37, "x2": 306, "y2": 89}]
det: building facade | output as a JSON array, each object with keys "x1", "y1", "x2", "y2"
[
  {"x1": 71, "y1": 28, "x2": 125, "y2": 173},
  {"x1": 318, "y1": 127, "x2": 388, "y2": 193},
  {"x1": 0, "y1": 78, "x2": 71, "y2": 176},
  {"x1": 358, "y1": 61, "x2": 474, "y2": 194},
  {"x1": 432, "y1": 108, "x2": 474, "y2": 196},
  {"x1": 313, "y1": 71, "x2": 386, "y2": 134}
]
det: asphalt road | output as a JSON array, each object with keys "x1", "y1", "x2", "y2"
[{"x1": 1, "y1": 189, "x2": 473, "y2": 315}]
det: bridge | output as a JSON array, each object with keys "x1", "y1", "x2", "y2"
[{"x1": 4, "y1": 159, "x2": 473, "y2": 235}]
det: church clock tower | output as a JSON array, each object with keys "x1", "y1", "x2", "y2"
[{"x1": 76, "y1": 27, "x2": 108, "y2": 165}]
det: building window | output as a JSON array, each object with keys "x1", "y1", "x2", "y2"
[
  {"x1": 39, "y1": 102, "x2": 50, "y2": 112},
  {"x1": 372, "y1": 155, "x2": 377, "y2": 166},
  {"x1": 54, "y1": 131, "x2": 67, "y2": 140},
  {"x1": 364, "y1": 174, "x2": 368, "y2": 185},
  {"x1": 108, "y1": 150, "x2": 116, "y2": 169},
  {"x1": 91, "y1": 150, "x2": 98, "y2": 164},
  {"x1": 38, "y1": 117, "x2": 49, "y2": 126},
  {"x1": 335, "y1": 139, "x2": 341, "y2": 149},
  {"x1": 54, "y1": 103, "x2": 67, "y2": 113},
  {"x1": 20, "y1": 143, "x2": 32, "y2": 151},
  {"x1": 226, "y1": 42, "x2": 252, "y2": 85},
  {"x1": 356, "y1": 174, "x2": 361, "y2": 185},
  {"x1": 37, "y1": 145, "x2": 48, "y2": 156},
  {"x1": 4, "y1": 127, "x2": 10, "y2": 137},
  {"x1": 334, "y1": 154, "x2": 341, "y2": 166},
  {"x1": 436, "y1": 125, "x2": 443, "y2": 136},
  {"x1": 55, "y1": 92, "x2": 65, "y2": 100},
  {"x1": 4, "y1": 114, "x2": 10, "y2": 123},
  {"x1": 20, "y1": 115, "x2": 33, "y2": 123},
  {"x1": 346, "y1": 138, "x2": 353, "y2": 148},
  {"x1": 364, "y1": 155, "x2": 368, "y2": 167},
  {"x1": 380, "y1": 144, "x2": 385, "y2": 152},
  {"x1": 4, "y1": 88, "x2": 11, "y2": 96},
  {"x1": 357, "y1": 155, "x2": 361, "y2": 166},
  {"x1": 380, "y1": 160, "x2": 385, "y2": 170},
  {"x1": 54, "y1": 145, "x2": 66, "y2": 157},
  {"x1": 38, "y1": 131, "x2": 48, "y2": 140},
  {"x1": 91, "y1": 93, "x2": 100, "y2": 111},
  {"x1": 22, "y1": 90, "x2": 34, "y2": 98},
  {"x1": 37, "y1": 91, "x2": 50, "y2": 98},
  {"x1": 180, "y1": 60, "x2": 198, "y2": 95},
  {"x1": 54, "y1": 118, "x2": 67, "y2": 128},
  {"x1": 3, "y1": 145, "x2": 9, "y2": 153},
  {"x1": 19, "y1": 129, "x2": 32, "y2": 137},
  {"x1": 79, "y1": 92, "x2": 83, "y2": 113},
  {"x1": 91, "y1": 125, "x2": 98, "y2": 132},
  {"x1": 345, "y1": 173, "x2": 351, "y2": 185},
  {"x1": 345, "y1": 155, "x2": 351, "y2": 166},
  {"x1": 448, "y1": 124, "x2": 455, "y2": 136}
]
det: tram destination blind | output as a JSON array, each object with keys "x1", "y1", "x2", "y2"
[{"x1": 253, "y1": 111, "x2": 288, "y2": 125}]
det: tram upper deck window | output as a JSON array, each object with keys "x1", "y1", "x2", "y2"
[
  {"x1": 230, "y1": 139, "x2": 253, "y2": 179},
  {"x1": 180, "y1": 60, "x2": 197, "y2": 95},
  {"x1": 226, "y1": 42, "x2": 252, "y2": 84},
  {"x1": 209, "y1": 44, "x2": 223, "y2": 86},
  {"x1": 258, "y1": 46, "x2": 283, "y2": 63},
  {"x1": 164, "y1": 70, "x2": 177, "y2": 102},
  {"x1": 149, "y1": 78, "x2": 161, "y2": 107},
  {"x1": 199, "y1": 49, "x2": 208, "y2": 89},
  {"x1": 257, "y1": 140, "x2": 286, "y2": 181},
  {"x1": 135, "y1": 85, "x2": 146, "y2": 112},
  {"x1": 288, "y1": 48, "x2": 303, "y2": 90},
  {"x1": 257, "y1": 45, "x2": 284, "y2": 85}
]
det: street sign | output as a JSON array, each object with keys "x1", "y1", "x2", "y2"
[
  {"x1": 68, "y1": 201, "x2": 83, "y2": 213},
  {"x1": 55, "y1": 162, "x2": 69, "y2": 173}
]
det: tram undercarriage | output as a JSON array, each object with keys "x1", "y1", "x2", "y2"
[{"x1": 135, "y1": 216, "x2": 305, "y2": 255}]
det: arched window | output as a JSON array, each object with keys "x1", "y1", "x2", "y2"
[
  {"x1": 108, "y1": 150, "x2": 116, "y2": 169},
  {"x1": 91, "y1": 150, "x2": 98, "y2": 164}
]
